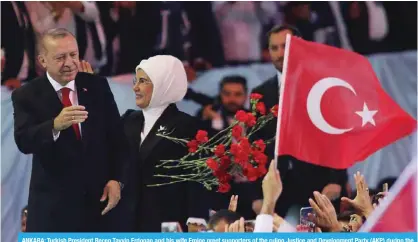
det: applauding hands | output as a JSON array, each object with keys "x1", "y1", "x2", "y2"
[{"x1": 341, "y1": 171, "x2": 374, "y2": 218}]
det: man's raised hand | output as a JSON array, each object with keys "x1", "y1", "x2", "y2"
[{"x1": 53, "y1": 106, "x2": 88, "y2": 131}]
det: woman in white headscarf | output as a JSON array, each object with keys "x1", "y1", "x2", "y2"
[{"x1": 118, "y1": 55, "x2": 208, "y2": 232}]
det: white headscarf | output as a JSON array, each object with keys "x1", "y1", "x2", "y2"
[{"x1": 135, "y1": 55, "x2": 188, "y2": 141}]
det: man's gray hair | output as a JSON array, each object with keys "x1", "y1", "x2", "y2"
[{"x1": 38, "y1": 28, "x2": 76, "y2": 54}]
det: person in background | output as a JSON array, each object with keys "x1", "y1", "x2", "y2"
[
  {"x1": 97, "y1": 1, "x2": 161, "y2": 75},
  {"x1": 197, "y1": 76, "x2": 248, "y2": 134},
  {"x1": 21, "y1": 206, "x2": 28, "y2": 232},
  {"x1": 12, "y1": 28, "x2": 127, "y2": 232},
  {"x1": 25, "y1": 1, "x2": 107, "y2": 73},
  {"x1": 251, "y1": 24, "x2": 347, "y2": 218},
  {"x1": 214, "y1": 1, "x2": 281, "y2": 64},
  {"x1": 207, "y1": 209, "x2": 241, "y2": 232},
  {"x1": 1, "y1": 1, "x2": 37, "y2": 90},
  {"x1": 196, "y1": 76, "x2": 261, "y2": 220}
]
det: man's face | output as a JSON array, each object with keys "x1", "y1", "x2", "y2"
[
  {"x1": 268, "y1": 29, "x2": 293, "y2": 72},
  {"x1": 38, "y1": 35, "x2": 80, "y2": 84},
  {"x1": 220, "y1": 83, "x2": 246, "y2": 114}
]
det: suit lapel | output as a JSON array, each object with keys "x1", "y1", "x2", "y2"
[
  {"x1": 75, "y1": 76, "x2": 91, "y2": 144},
  {"x1": 139, "y1": 104, "x2": 179, "y2": 162},
  {"x1": 39, "y1": 76, "x2": 63, "y2": 118}
]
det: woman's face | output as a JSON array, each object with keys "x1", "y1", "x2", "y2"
[{"x1": 133, "y1": 69, "x2": 154, "y2": 109}]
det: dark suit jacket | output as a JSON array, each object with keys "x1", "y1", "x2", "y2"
[
  {"x1": 12, "y1": 72, "x2": 127, "y2": 232},
  {"x1": 1, "y1": 1, "x2": 37, "y2": 84},
  {"x1": 251, "y1": 75, "x2": 347, "y2": 216},
  {"x1": 119, "y1": 104, "x2": 210, "y2": 232}
]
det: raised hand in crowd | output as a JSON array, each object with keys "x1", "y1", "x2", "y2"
[
  {"x1": 79, "y1": 60, "x2": 94, "y2": 74},
  {"x1": 228, "y1": 195, "x2": 239, "y2": 212},
  {"x1": 225, "y1": 217, "x2": 245, "y2": 232},
  {"x1": 308, "y1": 191, "x2": 342, "y2": 232},
  {"x1": 260, "y1": 159, "x2": 283, "y2": 215},
  {"x1": 341, "y1": 171, "x2": 374, "y2": 218}
]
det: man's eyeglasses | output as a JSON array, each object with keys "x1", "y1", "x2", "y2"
[{"x1": 133, "y1": 77, "x2": 151, "y2": 86}]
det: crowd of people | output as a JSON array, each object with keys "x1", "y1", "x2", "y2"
[
  {"x1": 1, "y1": 1, "x2": 417, "y2": 88},
  {"x1": 3, "y1": 0, "x2": 412, "y2": 234}
]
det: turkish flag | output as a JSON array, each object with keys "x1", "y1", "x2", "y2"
[
  {"x1": 277, "y1": 36, "x2": 417, "y2": 169},
  {"x1": 360, "y1": 159, "x2": 417, "y2": 232}
]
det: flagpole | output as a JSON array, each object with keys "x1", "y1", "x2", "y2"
[{"x1": 274, "y1": 34, "x2": 292, "y2": 169}]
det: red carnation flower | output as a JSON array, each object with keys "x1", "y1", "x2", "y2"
[
  {"x1": 235, "y1": 150, "x2": 249, "y2": 166},
  {"x1": 239, "y1": 137, "x2": 251, "y2": 151},
  {"x1": 235, "y1": 110, "x2": 248, "y2": 123},
  {"x1": 257, "y1": 164, "x2": 267, "y2": 176},
  {"x1": 218, "y1": 173, "x2": 232, "y2": 183},
  {"x1": 218, "y1": 182, "x2": 231, "y2": 193},
  {"x1": 250, "y1": 93, "x2": 263, "y2": 101},
  {"x1": 206, "y1": 158, "x2": 218, "y2": 171},
  {"x1": 245, "y1": 113, "x2": 256, "y2": 127},
  {"x1": 253, "y1": 139, "x2": 266, "y2": 152},
  {"x1": 253, "y1": 150, "x2": 268, "y2": 165},
  {"x1": 187, "y1": 140, "x2": 198, "y2": 153},
  {"x1": 271, "y1": 105, "x2": 278, "y2": 117},
  {"x1": 220, "y1": 155, "x2": 231, "y2": 169},
  {"x1": 256, "y1": 102, "x2": 266, "y2": 115},
  {"x1": 244, "y1": 166, "x2": 259, "y2": 182},
  {"x1": 230, "y1": 143, "x2": 240, "y2": 156},
  {"x1": 195, "y1": 130, "x2": 209, "y2": 143},
  {"x1": 214, "y1": 144, "x2": 225, "y2": 158},
  {"x1": 232, "y1": 125, "x2": 243, "y2": 140}
]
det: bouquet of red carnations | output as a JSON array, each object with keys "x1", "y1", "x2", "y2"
[{"x1": 152, "y1": 93, "x2": 278, "y2": 193}]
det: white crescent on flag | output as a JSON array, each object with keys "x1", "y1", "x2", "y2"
[{"x1": 306, "y1": 77, "x2": 356, "y2": 135}]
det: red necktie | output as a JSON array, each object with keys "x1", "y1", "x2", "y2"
[{"x1": 61, "y1": 87, "x2": 81, "y2": 140}]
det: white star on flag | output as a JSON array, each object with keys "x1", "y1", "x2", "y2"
[{"x1": 355, "y1": 103, "x2": 378, "y2": 127}]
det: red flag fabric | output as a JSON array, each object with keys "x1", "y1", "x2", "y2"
[
  {"x1": 276, "y1": 36, "x2": 417, "y2": 169},
  {"x1": 360, "y1": 158, "x2": 417, "y2": 232}
]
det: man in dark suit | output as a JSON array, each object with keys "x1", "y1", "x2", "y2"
[
  {"x1": 251, "y1": 25, "x2": 347, "y2": 217},
  {"x1": 12, "y1": 28, "x2": 127, "y2": 232}
]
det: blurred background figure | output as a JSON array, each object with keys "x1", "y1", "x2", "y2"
[
  {"x1": 25, "y1": 1, "x2": 106, "y2": 73},
  {"x1": 1, "y1": 1, "x2": 37, "y2": 90},
  {"x1": 197, "y1": 75, "x2": 248, "y2": 133},
  {"x1": 21, "y1": 206, "x2": 28, "y2": 232}
]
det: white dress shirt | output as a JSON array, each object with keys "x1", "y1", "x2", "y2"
[
  {"x1": 47, "y1": 72, "x2": 82, "y2": 140},
  {"x1": 277, "y1": 71, "x2": 282, "y2": 87},
  {"x1": 141, "y1": 105, "x2": 169, "y2": 145}
]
